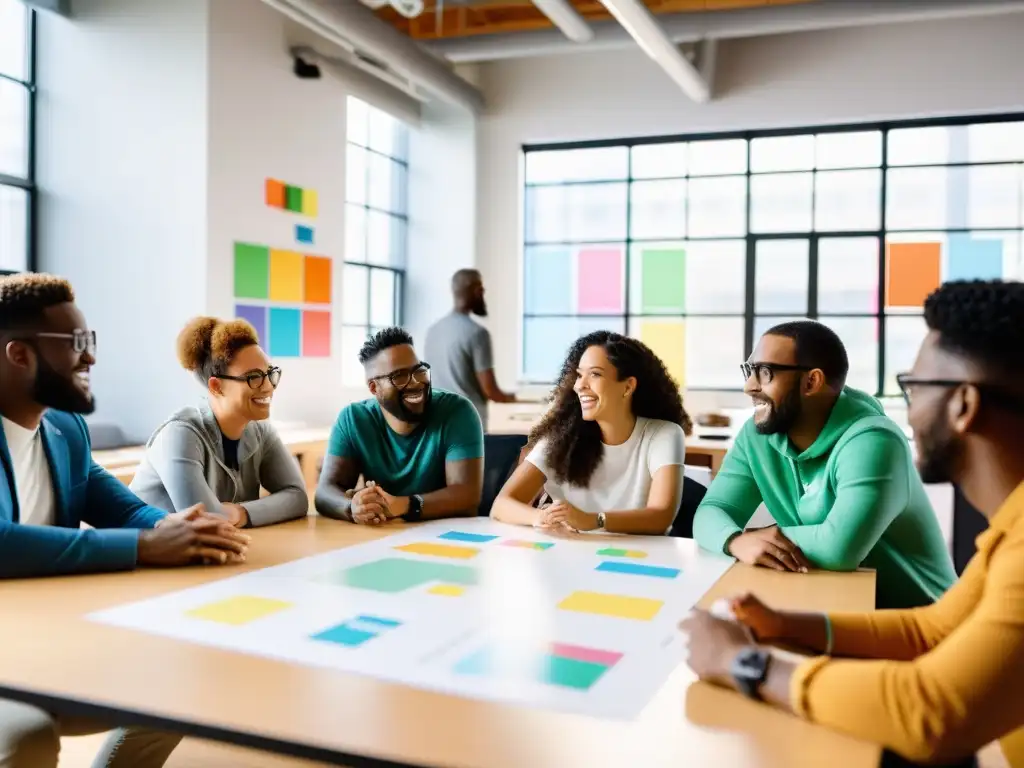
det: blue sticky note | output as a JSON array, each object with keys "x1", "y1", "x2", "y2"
[
  {"x1": 296, "y1": 224, "x2": 314, "y2": 244},
  {"x1": 596, "y1": 561, "x2": 681, "y2": 579},
  {"x1": 268, "y1": 308, "x2": 301, "y2": 357},
  {"x1": 234, "y1": 304, "x2": 266, "y2": 344},
  {"x1": 353, "y1": 615, "x2": 401, "y2": 629},
  {"x1": 947, "y1": 235, "x2": 1003, "y2": 282},
  {"x1": 440, "y1": 531, "x2": 499, "y2": 543},
  {"x1": 311, "y1": 623, "x2": 376, "y2": 647},
  {"x1": 524, "y1": 247, "x2": 573, "y2": 314}
]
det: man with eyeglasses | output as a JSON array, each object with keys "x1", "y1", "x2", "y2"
[
  {"x1": 0, "y1": 274, "x2": 249, "y2": 767},
  {"x1": 315, "y1": 326, "x2": 485, "y2": 524},
  {"x1": 692, "y1": 319, "x2": 954, "y2": 610},
  {"x1": 680, "y1": 281, "x2": 1024, "y2": 768}
]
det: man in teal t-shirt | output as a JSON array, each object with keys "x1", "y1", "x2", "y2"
[
  {"x1": 315, "y1": 326, "x2": 485, "y2": 525},
  {"x1": 693, "y1": 321, "x2": 956, "y2": 609}
]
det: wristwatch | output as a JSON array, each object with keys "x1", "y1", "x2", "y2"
[
  {"x1": 596, "y1": 511, "x2": 606, "y2": 529},
  {"x1": 403, "y1": 494, "x2": 424, "y2": 522},
  {"x1": 730, "y1": 646, "x2": 772, "y2": 700}
]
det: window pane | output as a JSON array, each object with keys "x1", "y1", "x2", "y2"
[
  {"x1": 819, "y1": 317, "x2": 878, "y2": 393},
  {"x1": 688, "y1": 139, "x2": 747, "y2": 176},
  {"x1": 815, "y1": 169, "x2": 882, "y2": 231},
  {"x1": 525, "y1": 147, "x2": 628, "y2": 184},
  {"x1": 0, "y1": 0, "x2": 27, "y2": 81},
  {"x1": 346, "y1": 145, "x2": 367, "y2": 204},
  {"x1": 523, "y1": 316, "x2": 625, "y2": 382},
  {"x1": 368, "y1": 153, "x2": 406, "y2": 214},
  {"x1": 887, "y1": 126, "x2": 953, "y2": 166},
  {"x1": 815, "y1": 131, "x2": 882, "y2": 169},
  {"x1": 755, "y1": 239, "x2": 809, "y2": 313},
  {"x1": 0, "y1": 79, "x2": 27, "y2": 178},
  {"x1": 967, "y1": 165, "x2": 1021, "y2": 229},
  {"x1": 684, "y1": 240, "x2": 746, "y2": 314},
  {"x1": 750, "y1": 173, "x2": 813, "y2": 233},
  {"x1": 632, "y1": 143, "x2": 686, "y2": 179},
  {"x1": 886, "y1": 168, "x2": 949, "y2": 230},
  {"x1": 366, "y1": 210, "x2": 404, "y2": 266},
  {"x1": 687, "y1": 176, "x2": 746, "y2": 237},
  {"x1": 630, "y1": 179, "x2": 686, "y2": 240},
  {"x1": 370, "y1": 269, "x2": 396, "y2": 327},
  {"x1": 686, "y1": 318, "x2": 745, "y2": 389},
  {"x1": 885, "y1": 315, "x2": 929, "y2": 394},
  {"x1": 968, "y1": 121, "x2": 1024, "y2": 163},
  {"x1": 525, "y1": 183, "x2": 628, "y2": 243},
  {"x1": 754, "y1": 315, "x2": 806, "y2": 342},
  {"x1": 346, "y1": 97, "x2": 369, "y2": 146},
  {"x1": 368, "y1": 106, "x2": 405, "y2": 160},
  {"x1": 750, "y1": 135, "x2": 814, "y2": 173},
  {"x1": 342, "y1": 264, "x2": 368, "y2": 325},
  {"x1": 0, "y1": 184, "x2": 27, "y2": 271},
  {"x1": 818, "y1": 237, "x2": 879, "y2": 313},
  {"x1": 341, "y1": 326, "x2": 370, "y2": 387},
  {"x1": 345, "y1": 205, "x2": 366, "y2": 262}
]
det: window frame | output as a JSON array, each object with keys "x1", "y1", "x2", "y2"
[
  {"x1": 0, "y1": 3, "x2": 36, "y2": 275},
  {"x1": 520, "y1": 112, "x2": 1024, "y2": 397}
]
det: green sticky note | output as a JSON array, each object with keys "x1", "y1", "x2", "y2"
[
  {"x1": 597, "y1": 548, "x2": 628, "y2": 557},
  {"x1": 285, "y1": 185, "x2": 303, "y2": 213},
  {"x1": 641, "y1": 248, "x2": 686, "y2": 313},
  {"x1": 233, "y1": 242, "x2": 269, "y2": 299},
  {"x1": 543, "y1": 656, "x2": 609, "y2": 690},
  {"x1": 326, "y1": 558, "x2": 478, "y2": 594}
]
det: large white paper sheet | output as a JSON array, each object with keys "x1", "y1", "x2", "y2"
[{"x1": 88, "y1": 519, "x2": 733, "y2": 720}]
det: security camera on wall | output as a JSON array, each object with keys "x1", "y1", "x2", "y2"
[{"x1": 292, "y1": 53, "x2": 321, "y2": 80}]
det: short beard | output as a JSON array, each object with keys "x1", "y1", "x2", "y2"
[
  {"x1": 33, "y1": 356, "x2": 95, "y2": 415},
  {"x1": 915, "y1": 417, "x2": 961, "y2": 485},
  {"x1": 754, "y1": 387, "x2": 801, "y2": 436},
  {"x1": 378, "y1": 383, "x2": 431, "y2": 424},
  {"x1": 471, "y1": 298, "x2": 488, "y2": 317}
]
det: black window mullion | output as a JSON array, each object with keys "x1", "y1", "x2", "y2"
[
  {"x1": 743, "y1": 141, "x2": 755, "y2": 357},
  {"x1": 27, "y1": 8, "x2": 37, "y2": 272},
  {"x1": 808, "y1": 235, "x2": 819, "y2": 318},
  {"x1": 624, "y1": 147, "x2": 633, "y2": 331},
  {"x1": 876, "y1": 130, "x2": 890, "y2": 398}
]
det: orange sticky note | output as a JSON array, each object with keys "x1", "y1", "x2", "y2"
[
  {"x1": 304, "y1": 255, "x2": 332, "y2": 304},
  {"x1": 265, "y1": 178, "x2": 286, "y2": 208},
  {"x1": 886, "y1": 242, "x2": 941, "y2": 309}
]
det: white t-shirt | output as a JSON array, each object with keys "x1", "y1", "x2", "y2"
[
  {"x1": 526, "y1": 417, "x2": 686, "y2": 526},
  {"x1": 2, "y1": 416, "x2": 55, "y2": 527}
]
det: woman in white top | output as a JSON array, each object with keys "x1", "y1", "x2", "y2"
[{"x1": 492, "y1": 331, "x2": 692, "y2": 535}]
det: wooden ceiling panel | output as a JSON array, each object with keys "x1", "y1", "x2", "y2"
[{"x1": 374, "y1": 0, "x2": 816, "y2": 40}]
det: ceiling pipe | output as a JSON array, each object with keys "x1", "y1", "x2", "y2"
[
  {"x1": 425, "y1": 0, "x2": 1024, "y2": 62},
  {"x1": 260, "y1": 0, "x2": 485, "y2": 113},
  {"x1": 597, "y1": 0, "x2": 709, "y2": 102},
  {"x1": 532, "y1": 0, "x2": 594, "y2": 43}
]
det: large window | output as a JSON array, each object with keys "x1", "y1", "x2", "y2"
[
  {"x1": 521, "y1": 115, "x2": 1024, "y2": 396},
  {"x1": 342, "y1": 96, "x2": 409, "y2": 385},
  {"x1": 0, "y1": 0, "x2": 34, "y2": 274}
]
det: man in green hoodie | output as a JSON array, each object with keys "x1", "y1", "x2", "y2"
[{"x1": 693, "y1": 320, "x2": 956, "y2": 609}]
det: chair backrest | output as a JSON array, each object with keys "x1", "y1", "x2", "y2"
[
  {"x1": 86, "y1": 422, "x2": 132, "y2": 450},
  {"x1": 479, "y1": 433, "x2": 530, "y2": 517},
  {"x1": 669, "y1": 464, "x2": 712, "y2": 538}
]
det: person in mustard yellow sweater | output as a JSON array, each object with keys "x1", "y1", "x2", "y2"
[{"x1": 680, "y1": 279, "x2": 1024, "y2": 768}]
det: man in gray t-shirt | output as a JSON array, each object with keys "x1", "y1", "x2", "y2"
[{"x1": 423, "y1": 269, "x2": 516, "y2": 427}]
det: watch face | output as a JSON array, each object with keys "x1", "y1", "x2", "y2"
[{"x1": 734, "y1": 648, "x2": 769, "y2": 680}]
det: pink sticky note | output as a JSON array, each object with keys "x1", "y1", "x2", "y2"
[{"x1": 577, "y1": 248, "x2": 624, "y2": 314}]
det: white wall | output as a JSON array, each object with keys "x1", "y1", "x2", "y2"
[
  {"x1": 35, "y1": 0, "x2": 210, "y2": 440},
  {"x1": 475, "y1": 13, "x2": 1024, "y2": 391}
]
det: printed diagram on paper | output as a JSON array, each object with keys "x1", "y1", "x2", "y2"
[{"x1": 88, "y1": 519, "x2": 733, "y2": 719}]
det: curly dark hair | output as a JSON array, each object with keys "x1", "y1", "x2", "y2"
[
  {"x1": 0, "y1": 273, "x2": 75, "y2": 330},
  {"x1": 924, "y1": 279, "x2": 1024, "y2": 378},
  {"x1": 529, "y1": 331, "x2": 692, "y2": 487},
  {"x1": 176, "y1": 316, "x2": 260, "y2": 386},
  {"x1": 358, "y1": 326, "x2": 414, "y2": 365}
]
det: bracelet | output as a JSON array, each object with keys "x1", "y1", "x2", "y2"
[{"x1": 822, "y1": 613, "x2": 834, "y2": 656}]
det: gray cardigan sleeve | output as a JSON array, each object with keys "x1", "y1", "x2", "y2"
[
  {"x1": 145, "y1": 422, "x2": 230, "y2": 516},
  {"x1": 240, "y1": 425, "x2": 309, "y2": 527}
]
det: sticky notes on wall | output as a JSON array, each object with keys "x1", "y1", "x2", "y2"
[
  {"x1": 296, "y1": 225, "x2": 315, "y2": 245},
  {"x1": 886, "y1": 242, "x2": 941, "y2": 309},
  {"x1": 947, "y1": 235, "x2": 1003, "y2": 281},
  {"x1": 577, "y1": 248, "x2": 624, "y2": 314},
  {"x1": 234, "y1": 242, "x2": 270, "y2": 299},
  {"x1": 302, "y1": 310, "x2": 331, "y2": 357},
  {"x1": 640, "y1": 320, "x2": 685, "y2": 389},
  {"x1": 524, "y1": 247, "x2": 573, "y2": 314},
  {"x1": 641, "y1": 248, "x2": 686, "y2": 313},
  {"x1": 269, "y1": 250, "x2": 304, "y2": 302},
  {"x1": 269, "y1": 308, "x2": 302, "y2": 357},
  {"x1": 265, "y1": 177, "x2": 317, "y2": 219},
  {"x1": 304, "y1": 256, "x2": 332, "y2": 304},
  {"x1": 235, "y1": 304, "x2": 267, "y2": 344}
]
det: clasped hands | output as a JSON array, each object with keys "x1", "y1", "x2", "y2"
[
  {"x1": 347, "y1": 478, "x2": 407, "y2": 525},
  {"x1": 142, "y1": 503, "x2": 251, "y2": 567},
  {"x1": 535, "y1": 499, "x2": 598, "y2": 533}
]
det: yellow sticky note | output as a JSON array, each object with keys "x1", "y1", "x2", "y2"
[
  {"x1": 428, "y1": 584, "x2": 466, "y2": 597},
  {"x1": 302, "y1": 189, "x2": 318, "y2": 217},
  {"x1": 269, "y1": 249, "x2": 304, "y2": 302},
  {"x1": 639, "y1": 320, "x2": 686, "y2": 390},
  {"x1": 558, "y1": 590, "x2": 663, "y2": 621},
  {"x1": 395, "y1": 542, "x2": 480, "y2": 560},
  {"x1": 186, "y1": 596, "x2": 292, "y2": 626}
]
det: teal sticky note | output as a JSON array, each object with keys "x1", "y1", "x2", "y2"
[
  {"x1": 947, "y1": 235, "x2": 1003, "y2": 282},
  {"x1": 268, "y1": 308, "x2": 301, "y2": 357}
]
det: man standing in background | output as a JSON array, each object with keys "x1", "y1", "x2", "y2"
[{"x1": 424, "y1": 269, "x2": 516, "y2": 429}]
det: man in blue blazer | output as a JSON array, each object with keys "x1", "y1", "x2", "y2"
[{"x1": 0, "y1": 273, "x2": 250, "y2": 767}]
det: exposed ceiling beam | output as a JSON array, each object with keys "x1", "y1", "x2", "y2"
[
  {"x1": 532, "y1": 0, "x2": 594, "y2": 42},
  {"x1": 597, "y1": 0, "x2": 709, "y2": 102},
  {"x1": 426, "y1": 0, "x2": 1024, "y2": 62}
]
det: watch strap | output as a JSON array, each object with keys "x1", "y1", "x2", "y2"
[{"x1": 731, "y1": 646, "x2": 771, "y2": 700}]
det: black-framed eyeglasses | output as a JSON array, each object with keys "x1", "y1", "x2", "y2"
[
  {"x1": 371, "y1": 362, "x2": 431, "y2": 389},
  {"x1": 896, "y1": 372, "x2": 1024, "y2": 413},
  {"x1": 33, "y1": 330, "x2": 97, "y2": 356},
  {"x1": 215, "y1": 366, "x2": 282, "y2": 390},
  {"x1": 740, "y1": 361, "x2": 812, "y2": 385}
]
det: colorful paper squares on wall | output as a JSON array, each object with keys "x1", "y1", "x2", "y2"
[
  {"x1": 302, "y1": 189, "x2": 318, "y2": 217},
  {"x1": 268, "y1": 308, "x2": 301, "y2": 357},
  {"x1": 524, "y1": 247, "x2": 572, "y2": 314},
  {"x1": 265, "y1": 178, "x2": 317, "y2": 219},
  {"x1": 235, "y1": 304, "x2": 267, "y2": 344},
  {"x1": 639, "y1": 320, "x2": 685, "y2": 388},
  {"x1": 296, "y1": 225, "x2": 314, "y2": 245},
  {"x1": 269, "y1": 250, "x2": 304, "y2": 302},
  {"x1": 577, "y1": 248, "x2": 624, "y2": 314},
  {"x1": 285, "y1": 185, "x2": 303, "y2": 213},
  {"x1": 641, "y1": 248, "x2": 687, "y2": 313},
  {"x1": 886, "y1": 242, "x2": 941, "y2": 309},
  {"x1": 234, "y1": 242, "x2": 270, "y2": 299},
  {"x1": 301, "y1": 310, "x2": 331, "y2": 357},
  {"x1": 265, "y1": 179, "x2": 286, "y2": 208},
  {"x1": 304, "y1": 255, "x2": 332, "y2": 304},
  {"x1": 947, "y1": 235, "x2": 1003, "y2": 281}
]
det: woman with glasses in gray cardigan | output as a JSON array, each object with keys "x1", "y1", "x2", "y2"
[{"x1": 129, "y1": 316, "x2": 308, "y2": 528}]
